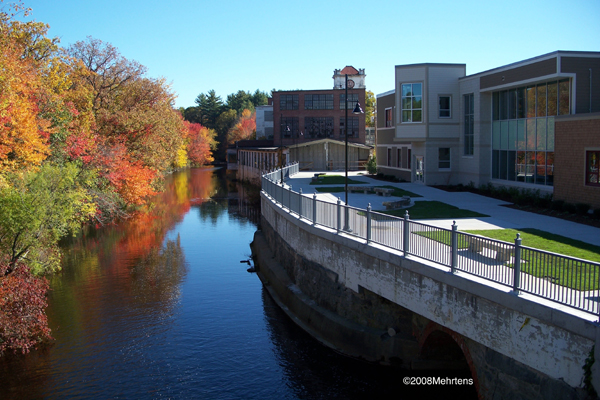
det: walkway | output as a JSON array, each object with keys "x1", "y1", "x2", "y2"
[{"x1": 285, "y1": 171, "x2": 600, "y2": 247}]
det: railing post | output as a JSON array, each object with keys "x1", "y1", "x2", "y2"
[
  {"x1": 366, "y1": 203, "x2": 372, "y2": 244},
  {"x1": 298, "y1": 188, "x2": 303, "y2": 220},
  {"x1": 312, "y1": 193, "x2": 317, "y2": 226},
  {"x1": 337, "y1": 198, "x2": 341, "y2": 233},
  {"x1": 403, "y1": 211, "x2": 410, "y2": 257},
  {"x1": 513, "y1": 233, "x2": 522, "y2": 294},
  {"x1": 451, "y1": 221, "x2": 458, "y2": 274}
]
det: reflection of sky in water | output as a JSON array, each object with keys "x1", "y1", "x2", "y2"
[{"x1": 0, "y1": 168, "x2": 476, "y2": 400}]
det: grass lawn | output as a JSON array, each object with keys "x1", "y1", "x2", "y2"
[
  {"x1": 309, "y1": 174, "x2": 364, "y2": 185},
  {"x1": 314, "y1": 185, "x2": 421, "y2": 198},
  {"x1": 415, "y1": 227, "x2": 600, "y2": 290},
  {"x1": 379, "y1": 201, "x2": 489, "y2": 219},
  {"x1": 464, "y1": 228, "x2": 600, "y2": 263}
]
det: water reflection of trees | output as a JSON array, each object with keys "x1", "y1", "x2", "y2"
[{"x1": 129, "y1": 235, "x2": 187, "y2": 308}]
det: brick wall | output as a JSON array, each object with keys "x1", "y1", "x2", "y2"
[{"x1": 554, "y1": 114, "x2": 600, "y2": 210}]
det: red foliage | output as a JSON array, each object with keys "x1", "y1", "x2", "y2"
[
  {"x1": 0, "y1": 262, "x2": 52, "y2": 354},
  {"x1": 185, "y1": 121, "x2": 216, "y2": 166},
  {"x1": 94, "y1": 139, "x2": 157, "y2": 205}
]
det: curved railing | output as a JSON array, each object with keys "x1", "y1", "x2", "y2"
[{"x1": 261, "y1": 165, "x2": 600, "y2": 318}]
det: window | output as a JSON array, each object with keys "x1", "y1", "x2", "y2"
[
  {"x1": 439, "y1": 96, "x2": 451, "y2": 118},
  {"x1": 339, "y1": 117, "x2": 359, "y2": 138},
  {"x1": 385, "y1": 107, "x2": 393, "y2": 127},
  {"x1": 264, "y1": 111, "x2": 273, "y2": 121},
  {"x1": 280, "y1": 117, "x2": 299, "y2": 137},
  {"x1": 340, "y1": 94, "x2": 359, "y2": 109},
  {"x1": 397, "y1": 148, "x2": 401, "y2": 168},
  {"x1": 279, "y1": 94, "x2": 298, "y2": 110},
  {"x1": 304, "y1": 117, "x2": 333, "y2": 138},
  {"x1": 401, "y1": 83, "x2": 422, "y2": 122},
  {"x1": 305, "y1": 94, "x2": 333, "y2": 110},
  {"x1": 464, "y1": 93, "x2": 474, "y2": 156},
  {"x1": 439, "y1": 148, "x2": 450, "y2": 169},
  {"x1": 587, "y1": 151, "x2": 600, "y2": 187},
  {"x1": 387, "y1": 148, "x2": 392, "y2": 167}
]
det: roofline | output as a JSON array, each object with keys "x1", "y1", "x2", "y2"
[
  {"x1": 288, "y1": 138, "x2": 373, "y2": 149},
  {"x1": 395, "y1": 62, "x2": 466, "y2": 69},
  {"x1": 460, "y1": 50, "x2": 600, "y2": 80},
  {"x1": 272, "y1": 88, "x2": 366, "y2": 93},
  {"x1": 376, "y1": 89, "x2": 395, "y2": 98}
]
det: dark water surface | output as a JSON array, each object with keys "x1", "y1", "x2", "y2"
[{"x1": 0, "y1": 168, "x2": 476, "y2": 399}]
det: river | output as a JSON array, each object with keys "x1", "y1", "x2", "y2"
[{"x1": 0, "y1": 167, "x2": 476, "y2": 399}]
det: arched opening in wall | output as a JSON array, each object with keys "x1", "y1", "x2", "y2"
[
  {"x1": 420, "y1": 330, "x2": 469, "y2": 368},
  {"x1": 415, "y1": 328, "x2": 479, "y2": 398}
]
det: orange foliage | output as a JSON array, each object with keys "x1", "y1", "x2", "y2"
[
  {"x1": 94, "y1": 139, "x2": 157, "y2": 205},
  {"x1": 185, "y1": 121, "x2": 217, "y2": 166},
  {"x1": 226, "y1": 109, "x2": 256, "y2": 145},
  {"x1": 0, "y1": 46, "x2": 50, "y2": 171}
]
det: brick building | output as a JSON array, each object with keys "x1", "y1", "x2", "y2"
[{"x1": 271, "y1": 66, "x2": 372, "y2": 171}]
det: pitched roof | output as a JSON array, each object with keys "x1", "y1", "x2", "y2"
[{"x1": 339, "y1": 66, "x2": 359, "y2": 75}]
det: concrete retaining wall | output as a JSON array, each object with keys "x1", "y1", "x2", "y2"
[{"x1": 253, "y1": 192, "x2": 598, "y2": 399}]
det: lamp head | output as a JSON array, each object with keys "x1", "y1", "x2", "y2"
[{"x1": 353, "y1": 102, "x2": 364, "y2": 114}]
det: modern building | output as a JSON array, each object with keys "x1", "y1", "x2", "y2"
[
  {"x1": 376, "y1": 51, "x2": 600, "y2": 206},
  {"x1": 272, "y1": 66, "x2": 372, "y2": 171}
]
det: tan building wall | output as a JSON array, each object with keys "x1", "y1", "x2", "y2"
[{"x1": 554, "y1": 113, "x2": 600, "y2": 210}]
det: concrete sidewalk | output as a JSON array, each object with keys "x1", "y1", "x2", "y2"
[{"x1": 284, "y1": 170, "x2": 600, "y2": 247}]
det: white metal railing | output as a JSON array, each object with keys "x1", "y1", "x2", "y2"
[{"x1": 261, "y1": 165, "x2": 600, "y2": 318}]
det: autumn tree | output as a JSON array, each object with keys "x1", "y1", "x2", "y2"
[
  {"x1": 68, "y1": 36, "x2": 146, "y2": 113},
  {"x1": 0, "y1": 49, "x2": 50, "y2": 171},
  {"x1": 185, "y1": 121, "x2": 217, "y2": 166},
  {"x1": 227, "y1": 109, "x2": 256, "y2": 144}
]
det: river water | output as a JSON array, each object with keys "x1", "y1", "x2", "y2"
[{"x1": 0, "y1": 167, "x2": 476, "y2": 399}]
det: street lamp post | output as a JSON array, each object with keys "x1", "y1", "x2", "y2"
[{"x1": 343, "y1": 74, "x2": 364, "y2": 231}]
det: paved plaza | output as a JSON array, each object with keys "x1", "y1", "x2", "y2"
[{"x1": 284, "y1": 171, "x2": 600, "y2": 247}]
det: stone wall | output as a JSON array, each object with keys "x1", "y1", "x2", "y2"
[{"x1": 253, "y1": 192, "x2": 597, "y2": 399}]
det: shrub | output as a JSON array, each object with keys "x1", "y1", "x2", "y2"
[
  {"x1": 551, "y1": 199, "x2": 565, "y2": 211},
  {"x1": 563, "y1": 202, "x2": 577, "y2": 214},
  {"x1": 576, "y1": 203, "x2": 591, "y2": 216},
  {"x1": 366, "y1": 155, "x2": 377, "y2": 175}
]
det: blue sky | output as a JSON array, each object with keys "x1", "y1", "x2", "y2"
[{"x1": 17, "y1": 0, "x2": 600, "y2": 109}]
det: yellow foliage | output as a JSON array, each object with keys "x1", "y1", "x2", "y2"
[{"x1": 174, "y1": 144, "x2": 188, "y2": 168}]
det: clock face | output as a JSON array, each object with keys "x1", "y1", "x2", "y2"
[{"x1": 347, "y1": 79, "x2": 355, "y2": 88}]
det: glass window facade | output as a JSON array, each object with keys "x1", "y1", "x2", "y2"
[
  {"x1": 401, "y1": 83, "x2": 422, "y2": 122},
  {"x1": 340, "y1": 94, "x2": 359, "y2": 109},
  {"x1": 339, "y1": 117, "x2": 359, "y2": 138},
  {"x1": 280, "y1": 117, "x2": 299, "y2": 138},
  {"x1": 463, "y1": 94, "x2": 474, "y2": 156},
  {"x1": 587, "y1": 151, "x2": 600, "y2": 187},
  {"x1": 439, "y1": 148, "x2": 450, "y2": 169},
  {"x1": 305, "y1": 94, "x2": 334, "y2": 110},
  {"x1": 491, "y1": 79, "x2": 570, "y2": 186},
  {"x1": 304, "y1": 117, "x2": 333, "y2": 139},
  {"x1": 439, "y1": 96, "x2": 451, "y2": 118},
  {"x1": 279, "y1": 94, "x2": 298, "y2": 110}
]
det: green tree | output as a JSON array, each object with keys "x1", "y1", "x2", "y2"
[
  {"x1": 365, "y1": 90, "x2": 376, "y2": 128},
  {"x1": 214, "y1": 109, "x2": 237, "y2": 161},
  {"x1": 195, "y1": 90, "x2": 224, "y2": 130},
  {"x1": 0, "y1": 163, "x2": 97, "y2": 275}
]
